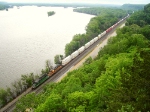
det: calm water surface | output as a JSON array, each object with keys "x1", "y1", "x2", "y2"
[{"x1": 0, "y1": 6, "x2": 94, "y2": 88}]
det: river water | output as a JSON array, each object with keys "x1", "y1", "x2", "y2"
[{"x1": 0, "y1": 6, "x2": 94, "y2": 88}]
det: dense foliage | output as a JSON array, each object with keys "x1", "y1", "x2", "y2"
[
  {"x1": 54, "y1": 55, "x2": 63, "y2": 65},
  {"x1": 126, "y1": 3, "x2": 150, "y2": 27},
  {"x1": 65, "y1": 8, "x2": 127, "y2": 56},
  {"x1": 13, "y1": 3, "x2": 150, "y2": 112}
]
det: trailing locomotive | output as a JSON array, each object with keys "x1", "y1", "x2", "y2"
[
  {"x1": 32, "y1": 15, "x2": 129, "y2": 89},
  {"x1": 48, "y1": 65, "x2": 63, "y2": 77},
  {"x1": 32, "y1": 65, "x2": 62, "y2": 89}
]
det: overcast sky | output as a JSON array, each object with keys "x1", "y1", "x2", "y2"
[{"x1": 1, "y1": 0, "x2": 150, "y2": 5}]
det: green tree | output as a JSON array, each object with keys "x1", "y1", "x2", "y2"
[
  {"x1": 21, "y1": 73, "x2": 34, "y2": 88},
  {"x1": 44, "y1": 60, "x2": 53, "y2": 74},
  {"x1": 35, "y1": 94, "x2": 64, "y2": 112},
  {"x1": 141, "y1": 25, "x2": 150, "y2": 40},
  {"x1": 6, "y1": 87, "x2": 13, "y2": 101},
  {"x1": 83, "y1": 57, "x2": 92, "y2": 65},
  {"x1": 54, "y1": 55, "x2": 62, "y2": 65},
  {"x1": 11, "y1": 81, "x2": 20, "y2": 96},
  {"x1": 0, "y1": 88, "x2": 9, "y2": 107},
  {"x1": 14, "y1": 93, "x2": 38, "y2": 112},
  {"x1": 61, "y1": 76, "x2": 82, "y2": 98},
  {"x1": 65, "y1": 41, "x2": 80, "y2": 56}
]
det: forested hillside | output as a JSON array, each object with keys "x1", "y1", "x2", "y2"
[
  {"x1": 14, "y1": 3, "x2": 150, "y2": 112},
  {"x1": 121, "y1": 4, "x2": 145, "y2": 11},
  {"x1": 73, "y1": 7, "x2": 126, "y2": 16}
]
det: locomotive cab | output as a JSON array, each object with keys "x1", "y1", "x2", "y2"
[{"x1": 32, "y1": 80, "x2": 39, "y2": 89}]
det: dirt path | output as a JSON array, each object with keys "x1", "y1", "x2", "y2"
[{"x1": 57, "y1": 23, "x2": 125, "y2": 82}]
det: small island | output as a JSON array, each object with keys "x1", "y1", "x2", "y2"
[{"x1": 47, "y1": 11, "x2": 55, "y2": 17}]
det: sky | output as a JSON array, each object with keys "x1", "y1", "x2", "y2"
[{"x1": 1, "y1": 0, "x2": 150, "y2": 5}]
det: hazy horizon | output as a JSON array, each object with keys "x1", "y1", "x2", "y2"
[{"x1": 0, "y1": 0, "x2": 149, "y2": 5}]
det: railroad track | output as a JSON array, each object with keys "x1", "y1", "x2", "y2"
[{"x1": 0, "y1": 19, "x2": 126, "y2": 112}]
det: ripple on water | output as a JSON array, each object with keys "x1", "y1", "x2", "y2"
[{"x1": 0, "y1": 6, "x2": 95, "y2": 88}]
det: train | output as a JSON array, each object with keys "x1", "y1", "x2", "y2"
[
  {"x1": 32, "y1": 65, "x2": 63, "y2": 89},
  {"x1": 32, "y1": 14, "x2": 129, "y2": 89}
]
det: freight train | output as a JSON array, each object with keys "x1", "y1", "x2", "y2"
[
  {"x1": 32, "y1": 14, "x2": 129, "y2": 89},
  {"x1": 32, "y1": 65, "x2": 63, "y2": 89}
]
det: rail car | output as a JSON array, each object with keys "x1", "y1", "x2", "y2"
[
  {"x1": 32, "y1": 15, "x2": 129, "y2": 89},
  {"x1": 48, "y1": 65, "x2": 63, "y2": 77},
  {"x1": 62, "y1": 55, "x2": 71, "y2": 66},
  {"x1": 85, "y1": 42, "x2": 91, "y2": 49},
  {"x1": 32, "y1": 74, "x2": 49, "y2": 89},
  {"x1": 94, "y1": 37, "x2": 98, "y2": 42},
  {"x1": 71, "y1": 50, "x2": 79, "y2": 59}
]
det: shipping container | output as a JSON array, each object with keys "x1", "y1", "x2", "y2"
[
  {"x1": 101, "y1": 31, "x2": 106, "y2": 36},
  {"x1": 90, "y1": 39, "x2": 94, "y2": 45},
  {"x1": 62, "y1": 55, "x2": 71, "y2": 66},
  {"x1": 85, "y1": 42, "x2": 90, "y2": 49},
  {"x1": 71, "y1": 50, "x2": 79, "y2": 59},
  {"x1": 98, "y1": 34, "x2": 102, "y2": 39},
  {"x1": 93, "y1": 37, "x2": 98, "y2": 42},
  {"x1": 78, "y1": 46, "x2": 85, "y2": 54}
]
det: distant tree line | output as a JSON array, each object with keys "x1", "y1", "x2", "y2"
[
  {"x1": 121, "y1": 4, "x2": 145, "y2": 11},
  {"x1": 2, "y1": 2, "x2": 122, "y2": 8},
  {"x1": 64, "y1": 8, "x2": 127, "y2": 56},
  {"x1": 1, "y1": 2, "x2": 145, "y2": 11},
  {"x1": 73, "y1": 7, "x2": 127, "y2": 16},
  {"x1": 0, "y1": 2, "x2": 9, "y2": 10}
]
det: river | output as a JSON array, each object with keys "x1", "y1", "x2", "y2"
[{"x1": 0, "y1": 6, "x2": 94, "y2": 88}]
